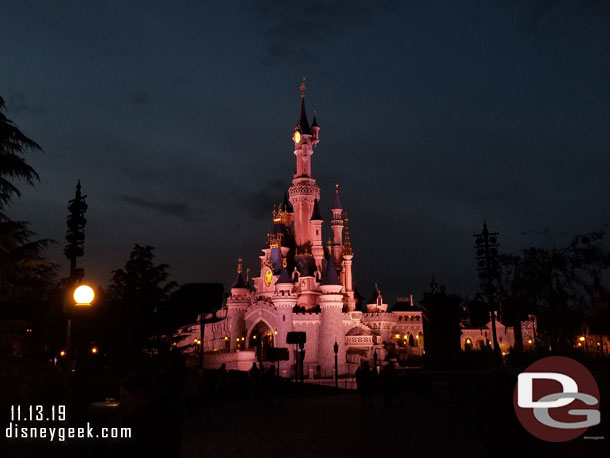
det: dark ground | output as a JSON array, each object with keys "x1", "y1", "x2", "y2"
[{"x1": 2, "y1": 364, "x2": 609, "y2": 458}]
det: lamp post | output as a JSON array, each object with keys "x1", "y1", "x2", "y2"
[
  {"x1": 66, "y1": 284, "x2": 94, "y2": 371},
  {"x1": 474, "y1": 222, "x2": 502, "y2": 363},
  {"x1": 333, "y1": 340, "x2": 339, "y2": 388}
]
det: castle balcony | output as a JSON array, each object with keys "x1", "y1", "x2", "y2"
[{"x1": 345, "y1": 335, "x2": 380, "y2": 346}]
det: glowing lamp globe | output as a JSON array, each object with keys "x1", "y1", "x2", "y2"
[{"x1": 74, "y1": 285, "x2": 95, "y2": 306}]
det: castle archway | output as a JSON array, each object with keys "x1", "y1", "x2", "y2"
[{"x1": 246, "y1": 319, "x2": 275, "y2": 360}]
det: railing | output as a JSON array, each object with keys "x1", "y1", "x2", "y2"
[{"x1": 345, "y1": 335, "x2": 377, "y2": 345}]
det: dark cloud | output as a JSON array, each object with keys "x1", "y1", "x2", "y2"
[
  {"x1": 128, "y1": 90, "x2": 149, "y2": 105},
  {"x1": 120, "y1": 195, "x2": 194, "y2": 220},
  {"x1": 519, "y1": 0, "x2": 610, "y2": 31},
  {"x1": 7, "y1": 92, "x2": 46, "y2": 116},
  {"x1": 241, "y1": 179, "x2": 289, "y2": 220},
  {"x1": 250, "y1": 0, "x2": 405, "y2": 65}
]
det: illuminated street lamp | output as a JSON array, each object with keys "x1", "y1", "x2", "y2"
[{"x1": 74, "y1": 284, "x2": 95, "y2": 306}]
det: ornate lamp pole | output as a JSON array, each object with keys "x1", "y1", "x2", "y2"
[
  {"x1": 64, "y1": 180, "x2": 88, "y2": 278},
  {"x1": 474, "y1": 222, "x2": 501, "y2": 361},
  {"x1": 333, "y1": 340, "x2": 339, "y2": 388}
]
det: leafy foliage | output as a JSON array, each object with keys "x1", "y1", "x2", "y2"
[
  {"x1": 103, "y1": 245, "x2": 177, "y2": 366},
  {"x1": 497, "y1": 231, "x2": 610, "y2": 349},
  {"x1": 0, "y1": 96, "x2": 40, "y2": 206},
  {"x1": 0, "y1": 96, "x2": 56, "y2": 322},
  {"x1": 420, "y1": 286, "x2": 462, "y2": 368}
]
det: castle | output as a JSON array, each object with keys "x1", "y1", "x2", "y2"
[
  {"x1": 183, "y1": 82, "x2": 424, "y2": 377},
  {"x1": 183, "y1": 84, "x2": 527, "y2": 376}
]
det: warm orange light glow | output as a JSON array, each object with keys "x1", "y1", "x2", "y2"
[
  {"x1": 395, "y1": 333, "x2": 400, "y2": 339},
  {"x1": 91, "y1": 346, "x2": 98, "y2": 354},
  {"x1": 274, "y1": 331, "x2": 277, "y2": 336},
  {"x1": 465, "y1": 338, "x2": 471, "y2": 344},
  {"x1": 59, "y1": 350, "x2": 66, "y2": 357},
  {"x1": 293, "y1": 130, "x2": 301, "y2": 143},
  {"x1": 579, "y1": 336, "x2": 585, "y2": 342},
  {"x1": 527, "y1": 338, "x2": 533, "y2": 344},
  {"x1": 224, "y1": 336, "x2": 229, "y2": 341},
  {"x1": 253, "y1": 335, "x2": 257, "y2": 339},
  {"x1": 74, "y1": 285, "x2": 95, "y2": 305}
]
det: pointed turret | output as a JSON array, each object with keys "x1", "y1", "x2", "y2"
[
  {"x1": 310, "y1": 198, "x2": 323, "y2": 221},
  {"x1": 331, "y1": 183, "x2": 344, "y2": 266},
  {"x1": 283, "y1": 191, "x2": 293, "y2": 213},
  {"x1": 311, "y1": 110, "x2": 320, "y2": 145},
  {"x1": 277, "y1": 257, "x2": 293, "y2": 285},
  {"x1": 321, "y1": 247, "x2": 341, "y2": 286},
  {"x1": 296, "y1": 79, "x2": 311, "y2": 135},
  {"x1": 341, "y1": 211, "x2": 355, "y2": 311},
  {"x1": 230, "y1": 258, "x2": 249, "y2": 289},
  {"x1": 332, "y1": 182, "x2": 342, "y2": 210}
]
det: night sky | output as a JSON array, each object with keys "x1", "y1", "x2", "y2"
[{"x1": 2, "y1": 0, "x2": 610, "y2": 302}]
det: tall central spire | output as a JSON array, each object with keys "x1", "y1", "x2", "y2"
[
  {"x1": 297, "y1": 77, "x2": 311, "y2": 135},
  {"x1": 289, "y1": 79, "x2": 320, "y2": 248}
]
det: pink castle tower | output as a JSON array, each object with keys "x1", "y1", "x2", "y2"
[{"x1": 288, "y1": 79, "x2": 320, "y2": 250}]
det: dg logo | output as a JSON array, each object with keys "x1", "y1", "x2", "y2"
[{"x1": 513, "y1": 356, "x2": 601, "y2": 442}]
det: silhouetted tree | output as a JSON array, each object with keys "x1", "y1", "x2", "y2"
[
  {"x1": 0, "y1": 96, "x2": 40, "y2": 206},
  {"x1": 420, "y1": 282, "x2": 462, "y2": 369},
  {"x1": 498, "y1": 231, "x2": 610, "y2": 351},
  {"x1": 467, "y1": 295, "x2": 490, "y2": 329},
  {"x1": 0, "y1": 96, "x2": 56, "y2": 335},
  {"x1": 104, "y1": 244, "x2": 177, "y2": 367}
]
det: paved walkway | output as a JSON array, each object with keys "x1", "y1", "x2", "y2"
[{"x1": 181, "y1": 390, "x2": 487, "y2": 458}]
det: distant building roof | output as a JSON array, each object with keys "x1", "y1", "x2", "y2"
[{"x1": 391, "y1": 296, "x2": 420, "y2": 312}]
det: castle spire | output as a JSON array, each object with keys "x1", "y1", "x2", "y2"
[
  {"x1": 321, "y1": 246, "x2": 341, "y2": 286},
  {"x1": 230, "y1": 257, "x2": 248, "y2": 289},
  {"x1": 310, "y1": 198, "x2": 323, "y2": 221},
  {"x1": 297, "y1": 77, "x2": 311, "y2": 135},
  {"x1": 332, "y1": 182, "x2": 342, "y2": 210}
]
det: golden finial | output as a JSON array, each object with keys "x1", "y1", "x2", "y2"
[
  {"x1": 335, "y1": 182, "x2": 339, "y2": 193},
  {"x1": 327, "y1": 237, "x2": 332, "y2": 255},
  {"x1": 237, "y1": 258, "x2": 243, "y2": 274},
  {"x1": 282, "y1": 257, "x2": 287, "y2": 268},
  {"x1": 300, "y1": 76, "x2": 306, "y2": 97}
]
